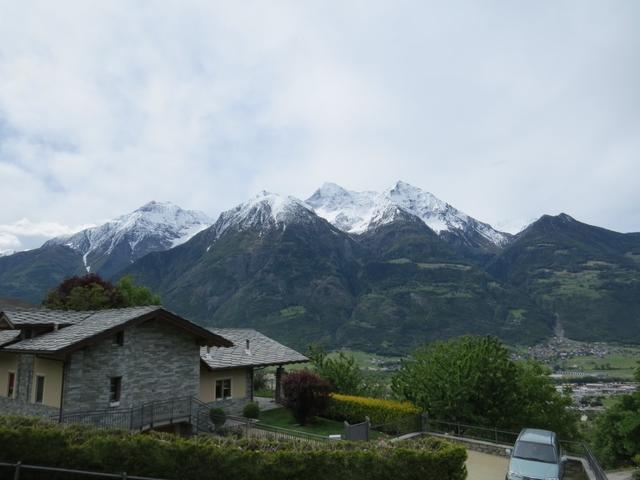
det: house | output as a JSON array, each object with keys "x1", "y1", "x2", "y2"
[
  {"x1": 0, "y1": 307, "x2": 308, "y2": 422},
  {"x1": 200, "y1": 328, "x2": 308, "y2": 413},
  {"x1": 0, "y1": 306, "x2": 232, "y2": 419}
]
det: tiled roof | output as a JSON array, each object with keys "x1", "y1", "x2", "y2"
[
  {"x1": 3, "y1": 306, "x2": 231, "y2": 354},
  {"x1": 201, "y1": 328, "x2": 308, "y2": 370},
  {"x1": 0, "y1": 330, "x2": 20, "y2": 347},
  {"x1": 1, "y1": 309, "x2": 92, "y2": 327}
]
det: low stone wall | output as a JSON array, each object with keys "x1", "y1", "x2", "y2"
[
  {"x1": 426, "y1": 432, "x2": 512, "y2": 457},
  {"x1": 0, "y1": 396, "x2": 58, "y2": 419}
]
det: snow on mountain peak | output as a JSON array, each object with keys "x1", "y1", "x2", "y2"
[
  {"x1": 307, "y1": 181, "x2": 510, "y2": 246},
  {"x1": 209, "y1": 191, "x2": 315, "y2": 241},
  {"x1": 46, "y1": 201, "x2": 212, "y2": 271}
]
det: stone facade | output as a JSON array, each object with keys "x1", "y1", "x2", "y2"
[
  {"x1": 0, "y1": 395, "x2": 58, "y2": 418},
  {"x1": 15, "y1": 354, "x2": 34, "y2": 404},
  {"x1": 62, "y1": 319, "x2": 201, "y2": 413}
]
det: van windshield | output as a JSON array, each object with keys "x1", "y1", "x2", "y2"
[{"x1": 513, "y1": 441, "x2": 557, "y2": 464}]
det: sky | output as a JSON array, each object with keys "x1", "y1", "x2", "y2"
[{"x1": 1, "y1": 1, "x2": 639, "y2": 252}]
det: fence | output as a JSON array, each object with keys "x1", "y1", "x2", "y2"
[
  {"x1": 212, "y1": 415, "x2": 330, "y2": 443},
  {"x1": 422, "y1": 416, "x2": 610, "y2": 479},
  {"x1": 0, "y1": 461, "x2": 169, "y2": 480},
  {"x1": 422, "y1": 417, "x2": 519, "y2": 445},
  {"x1": 57, "y1": 396, "x2": 211, "y2": 434}
]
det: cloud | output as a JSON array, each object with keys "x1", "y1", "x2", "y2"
[
  {"x1": 0, "y1": 233, "x2": 21, "y2": 254},
  {"x1": 0, "y1": 219, "x2": 96, "y2": 251},
  {"x1": 0, "y1": 0, "x2": 638, "y2": 245}
]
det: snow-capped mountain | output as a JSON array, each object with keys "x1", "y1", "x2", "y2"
[
  {"x1": 307, "y1": 181, "x2": 511, "y2": 248},
  {"x1": 204, "y1": 191, "x2": 317, "y2": 251},
  {"x1": 45, "y1": 201, "x2": 211, "y2": 276}
]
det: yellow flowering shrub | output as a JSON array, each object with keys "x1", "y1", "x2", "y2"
[{"x1": 325, "y1": 393, "x2": 422, "y2": 429}]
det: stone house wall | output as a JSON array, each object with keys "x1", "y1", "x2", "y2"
[{"x1": 62, "y1": 319, "x2": 201, "y2": 413}]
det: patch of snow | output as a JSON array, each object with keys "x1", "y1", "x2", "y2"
[
  {"x1": 45, "y1": 201, "x2": 212, "y2": 265},
  {"x1": 82, "y1": 252, "x2": 90, "y2": 273},
  {"x1": 307, "y1": 181, "x2": 510, "y2": 246},
  {"x1": 205, "y1": 191, "x2": 316, "y2": 251}
]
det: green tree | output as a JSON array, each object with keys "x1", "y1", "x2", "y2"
[
  {"x1": 307, "y1": 345, "x2": 365, "y2": 395},
  {"x1": 392, "y1": 336, "x2": 578, "y2": 439},
  {"x1": 43, "y1": 274, "x2": 160, "y2": 310},
  {"x1": 593, "y1": 392, "x2": 640, "y2": 468},
  {"x1": 115, "y1": 275, "x2": 161, "y2": 306}
]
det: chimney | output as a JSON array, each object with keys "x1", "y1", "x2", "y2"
[
  {"x1": 54, "y1": 322, "x2": 59, "y2": 331},
  {"x1": 245, "y1": 339, "x2": 251, "y2": 355}
]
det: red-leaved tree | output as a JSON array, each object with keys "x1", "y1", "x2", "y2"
[{"x1": 282, "y1": 370, "x2": 331, "y2": 425}]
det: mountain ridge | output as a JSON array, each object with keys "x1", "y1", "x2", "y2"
[{"x1": 0, "y1": 185, "x2": 639, "y2": 352}]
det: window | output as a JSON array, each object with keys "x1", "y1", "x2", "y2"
[
  {"x1": 513, "y1": 441, "x2": 557, "y2": 464},
  {"x1": 34, "y1": 375, "x2": 45, "y2": 404},
  {"x1": 7, "y1": 372, "x2": 15, "y2": 398},
  {"x1": 215, "y1": 379, "x2": 232, "y2": 400},
  {"x1": 109, "y1": 377, "x2": 122, "y2": 405},
  {"x1": 113, "y1": 331, "x2": 124, "y2": 346}
]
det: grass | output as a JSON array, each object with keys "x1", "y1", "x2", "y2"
[
  {"x1": 559, "y1": 347, "x2": 640, "y2": 379},
  {"x1": 258, "y1": 408, "x2": 390, "y2": 440},
  {"x1": 279, "y1": 305, "x2": 306, "y2": 317},
  {"x1": 254, "y1": 389, "x2": 275, "y2": 398},
  {"x1": 258, "y1": 408, "x2": 344, "y2": 436}
]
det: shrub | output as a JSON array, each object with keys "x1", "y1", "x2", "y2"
[
  {"x1": 594, "y1": 392, "x2": 640, "y2": 468},
  {"x1": 243, "y1": 402, "x2": 260, "y2": 419},
  {"x1": 282, "y1": 370, "x2": 331, "y2": 425},
  {"x1": 0, "y1": 417, "x2": 467, "y2": 480},
  {"x1": 209, "y1": 408, "x2": 226, "y2": 428},
  {"x1": 325, "y1": 394, "x2": 421, "y2": 432},
  {"x1": 393, "y1": 336, "x2": 578, "y2": 439}
]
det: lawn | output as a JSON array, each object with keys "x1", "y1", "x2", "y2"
[
  {"x1": 254, "y1": 389, "x2": 275, "y2": 398},
  {"x1": 258, "y1": 408, "x2": 344, "y2": 437},
  {"x1": 560, "y1": 349, "x2": 640, "y2": 379}
]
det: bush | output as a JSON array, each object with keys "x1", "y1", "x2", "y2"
[
  {"x1": 209, "y1": 408, "x2": 226, "y2": 428},
  {"x1": 393, "y1": 336, "x2": 578, "y2": 439},
  {"x1": 243, "y1": 402, "x2": 260, "y2": 419},
  {"x1": 325, "y1": 394, "x2": 421, "y2": 432},
  {"x1": 0, "y1": 417, "x2": 467, "y2": 480},
  {"x1": 593, "y1": 392, "x2": 640, "y2": 468},
  {"x1": 282, "y1": 370, "x2": 331, "y2": 426}
]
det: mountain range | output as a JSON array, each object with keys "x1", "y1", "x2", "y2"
[{"x1": 1, "y1": 182, "x2": 638, "y2": 354}]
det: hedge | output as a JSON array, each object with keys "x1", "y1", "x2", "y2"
[
  {"x1": 0, "y1": 416, "x2": 466, "y2": 480},
  {"x1": 325, "y1": 394, "x2": 422, "y2": 430}
]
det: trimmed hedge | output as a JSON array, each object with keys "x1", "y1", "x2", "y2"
[
  {"x1": 0, "y1": 416, "x2": 466, "y2": 480},
  {"x1": 325, "y1": 394, "x2": 422, "y2": 428}
]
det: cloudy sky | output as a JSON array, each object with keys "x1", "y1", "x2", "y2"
[{"x1": 1, "y1": 1, "x2": 639, "y2": 252}]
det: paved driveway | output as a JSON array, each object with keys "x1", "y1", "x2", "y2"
[
  {"x1": 466, "y1": 450, "x2": 508, "y2": 480},
  {"x1": 606, "y1": 471, "x2": 635, "y2": 480}
]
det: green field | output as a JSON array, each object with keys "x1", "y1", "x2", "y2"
[{"x1": 559, "y1": 348, "x2": 640, "y2": 379}]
